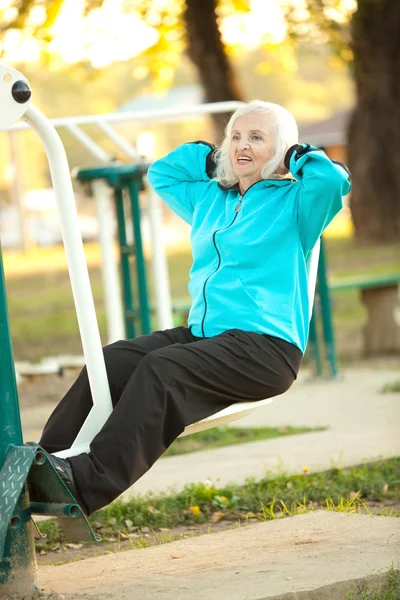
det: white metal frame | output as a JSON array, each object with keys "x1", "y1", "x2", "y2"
[
  {"x1": 1, "y1": 64, "x2": 320, "y2": 460},
  {"x1": 1, "y1": 64, "x2": 113, "y2": 449}
]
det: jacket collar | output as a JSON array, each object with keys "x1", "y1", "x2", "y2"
[{"x1": 217, "y1": 177, "x2": 295, "y2": 192}]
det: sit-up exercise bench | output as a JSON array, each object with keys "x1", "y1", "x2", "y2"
[{"x1": 0, "y1": 63, "x2": 320, "y2": 599}]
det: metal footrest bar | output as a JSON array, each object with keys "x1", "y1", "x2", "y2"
[{"x1": 0, "y1": 444, "x2": 99, "y2": 563}]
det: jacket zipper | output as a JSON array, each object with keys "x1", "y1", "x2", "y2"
[{"x1": 200, "y1": 195, "x2": 243, "y2": 337}]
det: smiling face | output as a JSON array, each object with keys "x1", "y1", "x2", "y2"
[{"x1": 229, "y1": 111, "x2": 275, "y2": 193}]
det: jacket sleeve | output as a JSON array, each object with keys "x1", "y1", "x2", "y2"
[
  {"x1": 147, "y1": 142, "x2": 215, "y2": 225},
  {"x1": 286, "y1": 144, "x2": 351, "y2": 251}
]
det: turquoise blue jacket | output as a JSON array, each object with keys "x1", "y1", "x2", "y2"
[{"x1": 147, "y1": 143, "x2": 351, "y2": 352}]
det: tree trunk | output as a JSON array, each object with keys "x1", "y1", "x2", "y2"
[
  {"x1": 348, "y1": 0, "x2": 400, "y2": 356},
  {"x1": 183, "y1": 0, "x2": 244, "y2": 142},
  {"x1": 348, "y1": 0, "x2": 400, "y2": 243}
]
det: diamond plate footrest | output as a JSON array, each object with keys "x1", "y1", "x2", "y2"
[
  {"x1": 0, "y1": 445, "x2": 99, "y2": 561},
  {"x1": 0, "y1": 444, "x2": 36, "y2": 561}
]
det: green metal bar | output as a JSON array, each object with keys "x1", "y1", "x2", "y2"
[
  {"x1": 317, "y1": 237, "x2": 339, "y2": 378},
  {"x1": 308, "y1": 309, "x2": 323, "y2": 377},
  {"x1": 120, "y1": 244, "x2": 136, "y2": 256},
  {"x1": 0, "y1": 243, "x2": 39, "y2": 598},
  {"x1": 0, "y1": 252, "x2": 22, "y2": 459},
  {"x1": 127, "y1": 183, "x2": 151, "y2": 335},
  {"x1": 114, "y1": 188, "x2": 136, "y2": 339},
  {"x1": 30, "y1": 502, "x2": 81, "y2": 518}
]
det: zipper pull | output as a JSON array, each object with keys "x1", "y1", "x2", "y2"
[{"x1": 235, "y1": 195, "x2": 243, "y2": 212}]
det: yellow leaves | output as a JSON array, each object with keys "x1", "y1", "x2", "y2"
[
  {"x1": 257, "y1": 40, "x2": 298, "y2": 76},
  {"x1": 43, "y1": 0, "x2": 65, "y2": 30},
  {"x1": 256, "y1": 61, "x2": 273, "y2": 76},
  {"x1": 217, "y1": 0, "x2": 251, "y2": 17},
  {"x1": 339, "y1": 47, "x2": 353, "y2": 63}
]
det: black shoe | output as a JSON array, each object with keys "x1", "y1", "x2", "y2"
[{"x1": 49, "y1": 455, "x2": 87, "y2": 514}]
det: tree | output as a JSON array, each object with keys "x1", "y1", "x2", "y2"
[
  {"x1": 348, "y1": 0, "x2": 400, "y2": 244},
  {"x1": 183, "y1": 0, "x2": 244, "y2": 140},
  {"x1": 348, "y1": 0, "x2": 400, "y2": 354},
  {"x1": 284, "y1": 0, "x2": 400, "y2": 354},
  {"x1": 285, "y1": 0, "x2": 400, "y2": 243},
  {"x1": 0, "y1": 0, "x2": 247, "y2": 141}
]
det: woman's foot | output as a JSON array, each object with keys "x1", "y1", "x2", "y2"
[{"x1": 49, "y1": 455, "x2": 87, "y2": 514}]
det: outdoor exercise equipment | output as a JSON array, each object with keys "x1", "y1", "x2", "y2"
[
  {"x1": 75, "y1": 164, "x2": 151, "y2": 339},
  {"x1": 0, "y1": 63, "x2": 326, "y2": 599},
  {"x1": 0, "y1": 63, "x2": 103, "y2": 599}
]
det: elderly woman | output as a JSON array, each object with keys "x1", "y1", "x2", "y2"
[{"x1": 36, "y1": 101, "x2": 351, "y2": 515}]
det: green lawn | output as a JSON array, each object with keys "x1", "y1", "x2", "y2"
[
  {"x1": 165, "y1": 425, "x2": 325, "y2": 457},
  {"x1": 4, "y1": 235, "x2": 400, "y2": 362},
  {"x1": 36, "y1": 457, "x2": 400, "y2": 548}
]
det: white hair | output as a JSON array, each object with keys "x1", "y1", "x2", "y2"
[{"x1": 214, "y1": 100, "x2": 299, "y2": 187}]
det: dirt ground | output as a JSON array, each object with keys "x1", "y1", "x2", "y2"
[
  {"x1": 35, "y1": 519, "x2": 245, "y2": 565},
  {"x1": 18, "y1": 370, "x2": 79, "y2": 410},
  {"x1": 33, "y1": 496, "x2": 400, "y2": 568}
]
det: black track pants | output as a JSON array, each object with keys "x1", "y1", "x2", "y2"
[{"x1": 39, "y1": 327, "x2": 302, "y2": 514}]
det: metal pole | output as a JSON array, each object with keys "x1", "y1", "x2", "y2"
[
  {"x1": 92, "y1": 180, "x2": 125, "y2": 343},
  {"x1": 317, "y1": 237, "x2": 339, "y2": 378},
  {"x1": 7, "y1": 131, "x2": 30, "y2": 252},
  {"x1": 0, "y1": 243, "x2": 38, "y2": 599},
  {"x1": 115, "y1": 187, "x2": 136, "y2": 339},
  {"x1": 308, "y1": 311, "x2": 323, "y2": 377},
  {"x1": 127, "y1": 182, "x2": 151, "y2": 335},
  {"x1": 23, "y1": 104, "x2": 113, "y2": 458},
  {"x1": 67, "y1": 124, "x2": 126, "y2": 345},
  {"x1": 97, "y1": 121, "x2": 140, "y2": 160},
  {"x1": 6, "y1": 101, "x2": 245, "y2": 133}
]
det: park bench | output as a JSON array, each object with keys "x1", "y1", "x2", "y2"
[{"x1": 330, "y1": 272, "x2": 400, "y2": 355}]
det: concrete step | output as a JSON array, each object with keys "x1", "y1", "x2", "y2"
[{"x1": 38, "y1": 511, "x2": 400, "y2": 600}]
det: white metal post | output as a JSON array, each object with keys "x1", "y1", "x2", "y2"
[
  {"x1": 66, "y1": 123, "x2": 126, "y2": 344},
  {"x1": 24, "y1": 104, "x2": 113, "y2": 457}
]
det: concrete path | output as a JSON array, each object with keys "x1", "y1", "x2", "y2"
[{"x1": 38, "y1": 512, "x2": 400, "y2": 600}]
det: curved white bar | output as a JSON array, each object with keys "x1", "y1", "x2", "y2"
[{"x1": 23, "y1": 104, "x2": 113, "y2": 457}]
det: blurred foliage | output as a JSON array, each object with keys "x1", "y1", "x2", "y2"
[
  {"x1": 0, "y1": 0, "x2": 355, "y2": 193},
  {"x1": 281, "y1": 0, "x2": 357, "y2": 65},
  {"x1": 0, "y1": 0, "x2": 251, "y2": 90},
  {"x1": 0, "y1": 42, "x2": 354, "y2": 193},
  {"x1": 0, "y1": 0, "x2": 356, "y2": 88}
]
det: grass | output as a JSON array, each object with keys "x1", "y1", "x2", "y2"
[
  {"x1": 35, "y1": 457, "x2": 400, "y2": 550},
  {"x1": 164, "y1": 424, "x2": 324, "y2": 457},
  {"x1": 345, "y1": 567, "x2": 400, "y2": 600},
  {"x1": 380, "y1": 381, "x2": 400, "y2": 394}
]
